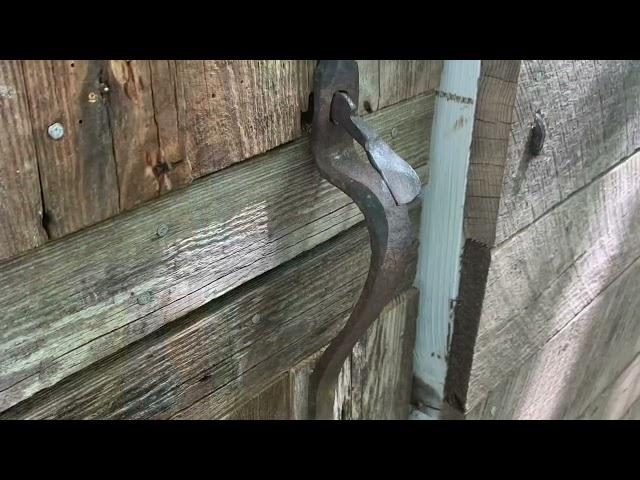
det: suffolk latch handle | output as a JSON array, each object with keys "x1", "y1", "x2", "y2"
[
  {"x1": 330, "y1": 91, "x2": 421, "y2": 205},
  {"x1": 308, "y1": 60, "x2": 420, "y2": 419}
]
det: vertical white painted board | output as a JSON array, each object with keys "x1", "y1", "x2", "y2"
[{"x1": 412, "y1": 60, "x2": 481, "y2": 417}]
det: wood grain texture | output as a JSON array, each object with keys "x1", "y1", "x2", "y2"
[
  {"x1": 356, "y1": 60, "x2": 380, "y2": 114},
  {"x1": 335, "y1": 288, "x2": 418, "y2": 420},
  {"x1": 572, "y1": 353, "x2": 640, "y2": 420},
  {"x1": 467, "y1": 254, "x2": 640, "y2": 419},
  {"x1": 463, "y1": 60, "x2": 521, "y2": 246},
  {"x1": 2, "y1": 213, "x2": 417, "y2": 419},
  {"x1": 495, "y1": 60, "x2": 640, "y2": 245},
  {"x1": 0, "y1": 60, "x2": 441, "y2": 262},
  {"x1": 20, "y1": 60, "x2": 120, "y2": 239},
  {"x1": 0, "y1": 94, "x2": 433, "y2": 413},
  {"x1": 105, "y1": 60, "x2": 189, "y2": 211},
  {"x1": 447, "y1": 60, "x2": 640, "y2": 417},
  {"x1": 465, "y1": 150, "x2": 640, "y2": 411},
  {"x1": 224, "y1": 374, "x2": 291, "y2": 420},
  {"x1": 288, "y1": 289, "x2": 418, "y2": 420},
  {"x1": 0, "y1": 61, "x2": 47, "y2": 261},
  {"x1": 175, "y1": 60, "x2": 308, "y2": 179},
  {"x1": 379, "y1": 61, "x2": 442, "y2": 109}
]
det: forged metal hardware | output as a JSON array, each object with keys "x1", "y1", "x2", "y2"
[
  {"x1": 530, "y1": 110, "x2": 546, "y2": 155},
  {"x1": 308, "y1": 60, "x2": 421, "y2": 419}
]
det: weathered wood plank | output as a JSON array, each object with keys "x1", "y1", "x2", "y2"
[
  {"x1": 105, "y1": 60, "x2": 189, "y2": 211},
  {"x1": 175, "y1": 289, "x2": 419, "y2": 421},
  {"x1": 441, "y1": 61, "x2": 520, "y2": 417},
  {"x1": 0, "y1": 61, "x2": 47, "y2": 260},
  {"x1": 290, "y1": 289, "x2": 418, "y2": 420},
  {"x1": 621, "y1": 397, "x2": 640, "y2": 420},
  {"x1": 20, "y1": 60, "x2": 120, "y2": 239},
  {"x1": 337, "y1": 288, "x2": 418, "y2": 420},
  {"x1": 223, "y1": 374, "x2": 291, "y2": 420},
  {"x1": 577, "y1": 354, "x2": 640, "y2": 420},
  {"x1": 495, "y1": 60, "x2": 640, "y2": 245},
  {"x1": 464, "y1": 60, "x2": 521, "y2": 246},
  {"x1": 467, "y1": 254, "x2": 640, "y2": 419},
  {"x1": 1, "y1": 60, "x2": 441, "y2": 258},
  {"x1": 465, "y1": 150, "x2": 640, "y2": 411},
  {"x1": 2, "y1": 212, "x2": 418, "y2": 419},
  {"x1": 356, "y1": 60, "x2": 380, "y2": 114},
  {"x1": 0, "y1": 93, "x2": 433, "y2": 413},
  {"x1": 175, "y1": 60, "x2": 307, "y2": 179},
  {"x1": 379, "y1": 61, "x2": 442, "y2": 109}
]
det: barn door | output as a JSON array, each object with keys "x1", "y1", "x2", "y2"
[{"x1": 0, "y1": 60, "x2": 440, "y2": 419}]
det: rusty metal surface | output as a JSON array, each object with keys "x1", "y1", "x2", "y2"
[{"x1": 308, "y1": 60, "x2": 420, "y2": 419}]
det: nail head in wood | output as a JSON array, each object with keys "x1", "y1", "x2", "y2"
[
  {"x1": 529, "y1": 111, "x2": 546, "y2": 156},
  {"x1": 156, "y1": 223, "x2": 169, "y2": 237},
  {"x1": 47, "y1": 122, "x2": 64, "y2": 140},
  {"x1": 137, "y1": 291, "x2": 153, "y2": 305}
]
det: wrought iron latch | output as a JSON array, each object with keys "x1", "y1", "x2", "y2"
[{"x1": 308, "y1": 60, "x2": 421, "y2": 419}]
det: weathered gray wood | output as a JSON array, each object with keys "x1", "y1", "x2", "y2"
[
  {"x1": 0, "y1": 61, "x2": 47, "y2": 260},
  {"x1": 290, "y1": 288, "x2": 418, "y2": 420},
  {"x1": 356, "y1": 60, "x2": 380, "y2": 114},
  {"x1": 223, "y1": 374, "x2": 291, "y2": 420},
  {"x1": 446, "y1": 60, "x2": 640, "y2": 418},
  {"x1": 0, "y1": 94, "x2": 433, "y2": 413},
  {"x1": 289, "y1": 351, "x2": 323, "y2": 420},
  {"x1": 20, "y1": 60, "x2": 120, "y2": 239},
  {"x1": 467, "y1": 254, "x2": 640, "y2": 419},
  {"x1": 2, "y1": 210, "x2": 418, "y2": 419},
  {"x1": 577, "y1": 354, "x2": 640, "y2": 420},
  {"x1": 621, "y1": 398, "x2": 640, "y2": 420},
  {"x1": 465, "y1": 150, "x2": 640, "y2": 411},
  {"x1": 494, "y1": 60, "x2": 640, "y2": 245},
  {"x1": 335, "y1": 288, "x2": 418, "y2": 420}
]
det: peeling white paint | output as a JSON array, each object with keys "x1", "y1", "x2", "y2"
[{"x1": 411, "y1": 60, "x2": 481, "y2": 419}]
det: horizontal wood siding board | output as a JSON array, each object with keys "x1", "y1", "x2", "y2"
[
  {"x1": 467, "y1": 254, "x2": 640, "y2": 419},
  {"x1": 2, "y1": 208, "x2": 419, "y2": 419},
  {"x1": 466, "y1": 150, "x2": 640, "y2": 410},
  {"x1": 288, "y1": 288, "x2": 418, "y2": 420},
  {"x1": 223, "y1": 374, "x2": 291, "y2": 420},
  {"x1": 0, "y1": 61, "x2": 440, "y2": 263},
  {"x1": 495, "y1": 60, "x2": 640, "y2": 245},
  {"x1": 0, "y1": 93, "x2": 434, "y2": 413}
]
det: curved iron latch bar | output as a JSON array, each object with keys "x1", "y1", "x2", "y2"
[{"x1": 308, "y1": 60, "x2": 421, "y2": 419}]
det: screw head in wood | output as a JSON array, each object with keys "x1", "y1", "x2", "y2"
[
  {"x1": 251, "y1": 314, "x2": 261, "y2": 324},
  {"x1": 47, "y1": 122, "x2": 64, "y2": 140},
  {"x1": 156, "y1": 223, "x2": 169, "y2": 237},
  {"x1": 137, "y1": 291, "x2": 153, "y2": 305},
  {"x1": 391, "y1": 127, "x2": 398, "y2": 138}
]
